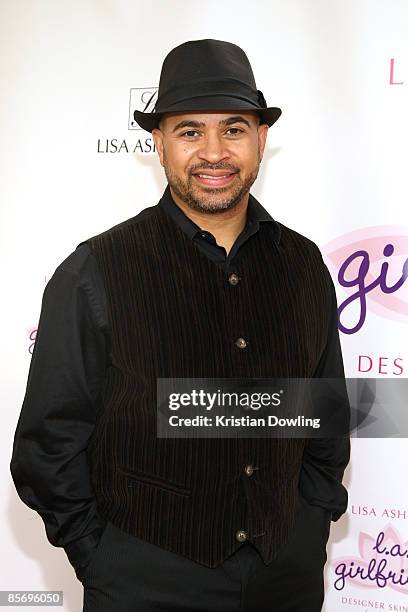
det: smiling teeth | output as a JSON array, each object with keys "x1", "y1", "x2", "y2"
[{"x1": 198, "y1": 174, "x2": 230, "y2": 179}]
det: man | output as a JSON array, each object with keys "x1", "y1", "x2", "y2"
[{"x1": 10, "y1": 39, "x2": 350, "y2": 611}]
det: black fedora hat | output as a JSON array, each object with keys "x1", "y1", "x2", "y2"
[{"x1": 133, "y1": 39, "x2": 282, "y2": 133}]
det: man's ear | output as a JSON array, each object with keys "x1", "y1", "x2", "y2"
[
  {"x1": 152, "y1": 128, "x2": 164, "y2": 167},
  {"x1": 258, "y1": 123, "x2": 269, "y2": 159}
]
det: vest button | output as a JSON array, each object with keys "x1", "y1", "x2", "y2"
[
  {"x1": 235, "y1": 337, "x2": 247, "y2": 349},
  {"x1": 244, "y1": 464, "x2": 254, "y2": 476},
  {"x1": 236, "y1": 530, "x2": 248, "y2": 543},
  {"x1": 228, "y1": 273, "x2": 240, "y2": 285}
]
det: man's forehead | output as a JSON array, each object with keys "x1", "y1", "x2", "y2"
[{"x1": 160, "y1": 110, "x2": 260, "y2": 128}]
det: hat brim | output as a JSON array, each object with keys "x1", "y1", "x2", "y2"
[{"x1": 133, "y1": 101, "x2": 282, "y2": 133}]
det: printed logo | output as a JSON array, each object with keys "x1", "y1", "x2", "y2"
[
  {"x1": 129, "y1": 87, "x2": 158, "y2": 130},
  {"x1": 331, "y1": 524, "x2": 408, "y2": 594},
  {"x1": 322, "y1": 226, "x2": 408, "y2": 334},
  {"x1": 28, "y1": 327, "x2": 37, "y2": 355}
]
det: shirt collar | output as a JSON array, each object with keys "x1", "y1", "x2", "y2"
[{"x1": 158, "y1": 184, "x2": 281, "y2": 244}]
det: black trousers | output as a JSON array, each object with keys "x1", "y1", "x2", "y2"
[{"x1": 80, "y1": 495, "x2": 331, "y2": 612}]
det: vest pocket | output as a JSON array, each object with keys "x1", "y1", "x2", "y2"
[{"x1": 117, "y1": 466, "x2": 191, "y2": 497}]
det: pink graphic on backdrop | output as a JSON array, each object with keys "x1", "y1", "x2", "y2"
[
  {"x1": 331, "y1": 523, "x2": 408, "y2": 594},
  {"x1": 389, "y1": 58, "x2": 404, "y2": 85},
  {"x1": 322, "y1": 226, "x2": 408, "y2": 334}
]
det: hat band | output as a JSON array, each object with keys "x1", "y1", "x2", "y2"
[
  {"x1": 155, "y1": 77, "x2": 262, "y2": 112},
  {"x1": 157, "y1": 92, "x2": 264, "y2": 113}
]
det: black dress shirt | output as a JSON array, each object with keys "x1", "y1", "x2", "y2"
[{"x1": 10, "y1": 184, "x2": 348, "y2": 572}]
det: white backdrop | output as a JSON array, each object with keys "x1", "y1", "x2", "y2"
[{"x1": 1, "y1": 1, "x2": 407, "y2": 610}]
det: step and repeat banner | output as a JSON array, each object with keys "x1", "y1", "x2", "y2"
[{"x1": 1, "y1": 1, "x2": 407, "y2": 610}]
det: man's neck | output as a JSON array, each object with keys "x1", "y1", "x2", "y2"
[{"x1": 169, "y1": 186, "x2": 249, "y2": 255}]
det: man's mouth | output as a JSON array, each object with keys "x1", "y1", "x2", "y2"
[{"x1": 192, "y1": 172, "x2": 237, "y2": 187}]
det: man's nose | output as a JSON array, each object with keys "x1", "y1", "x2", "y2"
[{"x1": 196, "y1": 133, "x2": 230, "y2": 163}]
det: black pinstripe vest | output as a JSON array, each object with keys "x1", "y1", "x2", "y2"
[{"x1": 81, "y1": 194, "x2": 330, "y2": 568}]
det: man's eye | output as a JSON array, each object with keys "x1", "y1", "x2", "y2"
[
  {"x1": 182, "y1": 130, "x2": 199, "y2": 137},
  {"x1": 226, "y1": 128, "x2": 244, "y2": 136}
]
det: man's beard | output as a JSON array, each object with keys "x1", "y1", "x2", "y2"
[{"x1": 162, "y1": 148, "x2": 261, "y2": 215}]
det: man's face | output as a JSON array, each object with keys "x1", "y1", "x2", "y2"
[{"x1": 151, "y1": 111, "x2": 269, "y2": 214}]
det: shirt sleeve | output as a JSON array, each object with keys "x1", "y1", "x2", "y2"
[
  {"x1": 10, "y1": 242, "x2": 110, "y2": 572},
  {"x1": 298, "y1": 263, "x2": 351, "y2": 522}
]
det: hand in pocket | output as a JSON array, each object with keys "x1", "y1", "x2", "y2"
[{"x1": 75, "y1": 522, "x2": 110, "y2": 584}]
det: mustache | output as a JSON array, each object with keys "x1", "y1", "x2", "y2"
[{"x1": 190, "y1": 166, "x2": 239, "y2": 174}]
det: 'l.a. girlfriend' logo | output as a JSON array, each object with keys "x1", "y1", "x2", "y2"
[
  {"x1": 128, "y1": 87, "x2": 158, "y2": 130},
  {"x1": 28, "y1": 327, "x2": 37, "y2": 355},
  {"x1": 323, "y1": 227, "x2": 408, "y2": 335},
  {"x1": 331, "y1": 524, "x2": 408, "y2": 593}
]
